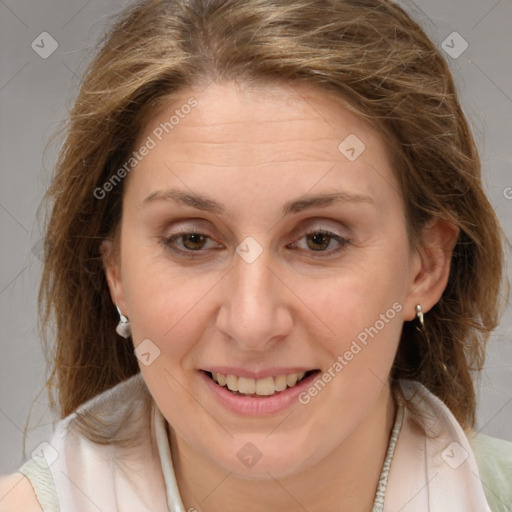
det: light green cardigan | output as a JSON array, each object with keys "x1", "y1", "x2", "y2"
[{"x1": 468, "y1": 432, "x2": 512, "y2": 512}]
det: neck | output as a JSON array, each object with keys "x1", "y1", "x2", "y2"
[{"x1": 170, "y1": 384, "x2": 396, "y2": 512}]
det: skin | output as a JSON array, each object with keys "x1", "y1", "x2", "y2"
[
  {"x1": 0, "y1": 80, "x2": 457, "y2": 512},
  {"x1": 0, "y1": 473, "x2": 42, "y2": 511}
]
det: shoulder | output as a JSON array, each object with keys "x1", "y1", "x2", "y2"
[
  {"x1": 469, "y1": 431, "x2": 512, "y2": 468},
  {"x1": 0, "y1": 375, "x2": 150, "y2": 512},
  {"x1": 0, "y1": 473, "x2": 43, "y2": 512},
  {"x1": 396, "y1": 380, "x2": 512, "y2": 510},
  {"x1": 469, "y1": 431, "x2": 512, "y2": 473},
  {"x1": 468, "y1": 432, "x2": 512, "y2": 511}
]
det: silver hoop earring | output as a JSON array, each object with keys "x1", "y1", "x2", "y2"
[
  {"x1": 116, "y1": 305, "x2": 131, "y2": 338},
  {"x1": 415, "y1": 304, "x2": 424, "y2": 329}
]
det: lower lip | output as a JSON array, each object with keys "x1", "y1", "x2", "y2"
[{"x1": 199, "y1": 370, "x2": 319, "y2": 416}]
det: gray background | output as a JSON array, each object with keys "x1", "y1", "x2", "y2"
[{"x1": 0, "y1": 0, "x2": 511, "y2": 474}]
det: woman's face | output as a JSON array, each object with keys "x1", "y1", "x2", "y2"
[{"x1": 106, "y1": 81, "x2": 424, "y2": 479}]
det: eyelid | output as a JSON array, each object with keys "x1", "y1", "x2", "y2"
[
  {"x1": 165, "y1": 228, "x2": 220, "y2": 247},
  {"x1": 291, "y1": 219, "x2": 351, "y2": 241}
]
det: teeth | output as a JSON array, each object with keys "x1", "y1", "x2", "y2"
[
  {"x1": 211, "y1": 371, "x2": 308, "y2": 396},
  {"x1": 286, "y1": 373, "x2": 298, "y2": 387},
  {"x1": 238, "y1": 377, "x2": 256, "y2": 394},
  {"x1": 274, "y1": 374, "x2": 288, "y2": 392},
  {"x1": 226, "y1": 374, "x2": 238, "y2": 392},
  {"x1": 256, "y1": 376, "x2": 275, "y2": 396}
]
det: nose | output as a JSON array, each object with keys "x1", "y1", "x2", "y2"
[{"x1": 215, "y1": 244, "x2": 294, "y2": 351}]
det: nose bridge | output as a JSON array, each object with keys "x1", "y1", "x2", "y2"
[{"x1": 216, "y1": 243, "x2": 292, "y2": 349}]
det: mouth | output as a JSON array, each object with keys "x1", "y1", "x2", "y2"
[{"x1": 202, "y1": 369, "x2": 320, "y2": 397}]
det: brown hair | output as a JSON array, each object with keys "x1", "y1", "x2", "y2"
[{"x1": 40, "y1": 0, "x2": 507, "y2": 429}]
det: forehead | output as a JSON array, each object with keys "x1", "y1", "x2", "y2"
[
  {"x1": 141, "y1": 81, "x2": 380, "y2": 156},
  {"x1": 127, "y1": 81, "x2": 401, "y2": 212}
]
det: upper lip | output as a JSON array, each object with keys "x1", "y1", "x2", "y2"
[{"x1": 201, "y1": 367, "x2": 318, "y2": 379}]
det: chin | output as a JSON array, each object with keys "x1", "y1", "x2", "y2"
[{"x1": 207, "y1": 433, "x2": 324, "y2": 481}]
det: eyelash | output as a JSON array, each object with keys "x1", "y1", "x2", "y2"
[{"x1": 160, "y1": 228, "x2": 351, "y2": 259}]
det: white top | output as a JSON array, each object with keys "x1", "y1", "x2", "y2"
[{"x1": 18, "y1": 373, "x2": 511, "y2": 511}]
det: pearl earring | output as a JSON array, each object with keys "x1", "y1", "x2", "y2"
[{"x1": 115, "y1": 305, "x2": 131, "y2": 338}]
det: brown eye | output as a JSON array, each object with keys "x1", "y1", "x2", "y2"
[
  {"x1": 289, "y1": 229, "x2": 350, "y2": 256},
  {"x1": 181, "y1": 233, "x2": 208, "y2": 250},
  {"x1": 306, "y1": 232, "x2": 332, "y2": 251},
  {"x1": 161, "y1": 230, "x2": 223, "y2": 258}
]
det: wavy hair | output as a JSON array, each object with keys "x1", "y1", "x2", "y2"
[{"x1": 39, "y1": 0, "x2": 507, "y2": 429}]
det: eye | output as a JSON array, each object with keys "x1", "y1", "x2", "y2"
[
  {"x1": 160, "y1": 227, "x2": 350, "y2": 259},
  {"x1": 290, "y1": 229, "x2": 350, "y2": 254},
  {"x1": 161, "y1": 230, "x2": 222, "y2": 255}
]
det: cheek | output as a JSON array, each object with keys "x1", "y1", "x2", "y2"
[
  {"x1": 125, "y1": 272, "x2": 216, "y2": 354},
  {"x1": 293, "y1": 241, "x2": 408, "y2": 349},
  {"x1": 290, "y1": 235, "x2": 409, "y2": 406},
  {"x1": 119, "y1": 236, "x2": 214, "y2": 358}
]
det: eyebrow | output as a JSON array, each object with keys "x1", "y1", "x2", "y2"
[{"x1": 143, "y1": 188, "x2": 374, "y2": 215}]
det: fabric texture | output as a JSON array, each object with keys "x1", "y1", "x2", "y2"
[
  {"x1": 383, "y1": 381, "x2": 491, "y2": 511},
  {"x1": 17, "y1": 373, "x2": 512, "y2": 511},
  {"x1": 468, "y1": 432, "x2": 512, "y2": 512},
  {"x1": 18, "y1": 453, "x2": 59, "y2": 512}
]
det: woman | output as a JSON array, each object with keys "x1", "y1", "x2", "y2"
[{"x1": 1, "y1": 0, "x2": 510, "y2": 510}]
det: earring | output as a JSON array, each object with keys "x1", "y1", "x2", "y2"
[
  {"x1": 115, "y1": 305, "x2": 131, "y2": 338},
  {"x1": 415, "y1": 304, "x2": 424, "y2": 329}
]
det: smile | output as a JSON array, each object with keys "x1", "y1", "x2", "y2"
[
  {"x1": 199, "y1": 368, "x2": 322, "y2": 415},
  {"x1": 205, "y1": 370, "x2": 316, "y2": 396}
]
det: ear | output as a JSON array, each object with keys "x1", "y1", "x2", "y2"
[
  {"x1": 100, "y1": 239, "x2": 128, "y2": 314},
  {"x1": 403, "y1": 218, "x2": 459, "y2": 321}
]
